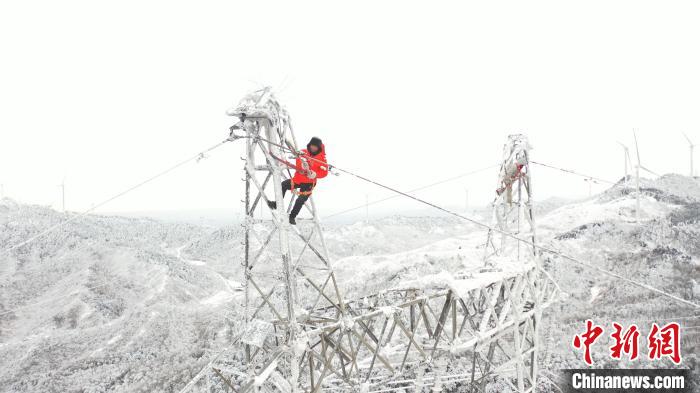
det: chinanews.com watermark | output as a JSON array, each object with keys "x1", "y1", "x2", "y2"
[
  {"x1": 559, "y1": 320, "x2": 697, "y2": 392},
  {"x1": 561, "y1": 369, "x2": 691, "y2": 392}
]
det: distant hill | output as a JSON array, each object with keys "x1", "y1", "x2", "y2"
[{"x1": 1, "y1": 174, "x2": 698, "y2": 392}]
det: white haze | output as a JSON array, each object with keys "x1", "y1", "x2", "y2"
[{"x1": 1, "y1": 1, "x2": 699, "y2": 221}]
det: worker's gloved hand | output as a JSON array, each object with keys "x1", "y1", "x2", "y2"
[
  {"x1": 301, "y1": 160, "x2": 310, "y2": 171},
  {"x1": 307, "y1": 170, "x2": 317, "y2": 179}
]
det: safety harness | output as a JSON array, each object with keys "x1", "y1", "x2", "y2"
[
  {"x1": 269, "y1": 151, "x2": 318, "y2": 197},
  {"x1": 290, "y1": 178, "x2": 316, "y2": 196}
]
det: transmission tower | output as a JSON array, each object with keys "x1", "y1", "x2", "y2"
[
  {"x1": 229, "y1": 88, "x2": 347, "y2": 392},
  {"x1": 180, "y1": 93, "x2": 558, "y2": 393},
  {"x1": 484, "y1": 134, "x2": 536, "y2": 263}
]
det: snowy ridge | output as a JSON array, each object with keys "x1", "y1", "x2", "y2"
[
  {"x1": 0, "y1": 201, "x2": 244, "y2": 391},
  {"x1": 1, "y1": 175, "x2": 699, "y2": 391},
  {"x1": 539, "y1": 175, "x2": 699, "y2": 373}
]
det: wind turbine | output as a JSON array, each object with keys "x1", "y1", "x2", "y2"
[
  {"x1": 584, "y1": 178, "x2": 595, "y2": 197},
  {"x1": 617, "y1": 141, "x2": 633, "y2": 189},
  {"x1": 632, "y1": 130, "x2": 659, "y2": 223},
  {"x1": 465, "y1": 187, "x2": 469, "y2": 213},
  {"x1": 365, "y1": 194, "x2": 369, "y2": 222},
  {"x1": 682, "y1": 132, "x2": 695, "y2": 177},
  {"x1": 58, "y1": 177, "x2": 66, "y2": 212}
]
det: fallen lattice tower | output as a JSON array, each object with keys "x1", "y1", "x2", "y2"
[{"x1": 179, "y1": 89, "x2": 558, "y2": 393}]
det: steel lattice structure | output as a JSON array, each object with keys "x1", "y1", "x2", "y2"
[
  {"x1": 484, "y1": 134, "x2": 537, "y2": 263},
  {"x1": 179, "y1": 91, "x2": 558, "y2": 393}
]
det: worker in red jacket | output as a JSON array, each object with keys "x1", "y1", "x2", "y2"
[{"x1": 268, "y1": 137, "x2": 328, "y2": 225}]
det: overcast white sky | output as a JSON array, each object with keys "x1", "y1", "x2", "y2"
[{"x1": 1, "y1": 1, "x2": 699, "y2": 221}]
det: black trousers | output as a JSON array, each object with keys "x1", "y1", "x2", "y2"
[{"x1": 282, "y1": 179, "x2": 314, "y2": 219}]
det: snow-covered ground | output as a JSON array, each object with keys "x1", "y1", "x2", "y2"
[{"x1": 1, "y1": 174, "x2": 699, "y2": 392}]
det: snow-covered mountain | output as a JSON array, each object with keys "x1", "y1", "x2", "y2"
[
  {"x1": 1, "y1": 174, "x2": 698, "y2": 392},
  {"x1": 0, "y1": 200, "x2": 245, "y2": 392},
  {"x1": 538, "y1": 174, "x2": 700, "y2": 375}
]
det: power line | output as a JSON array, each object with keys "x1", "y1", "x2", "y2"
[
  {"x1": 323, "y1": 164, "x2": 498, "y2": 220},
  {"x1": 4, "y1": 132, "x2": 696, "y2": 319},
  {"x1": 0, "y1": 137, "x2": 236, "y2": 317},
  {"x1": 0, "y1": 138, "x2": 234, "y2": 258},
  {"x1": 0, "y1": 137, "x2": 239, "y2": 318},
  {"x1": 241, "y1": 133, "x2": 699, "y2": 310},
  {"x1": 330, "y1": 165, "x2": 699, "y2": 310},
  {"x1": 531, "y1": 161, "x2": 617, "y2": 185}
]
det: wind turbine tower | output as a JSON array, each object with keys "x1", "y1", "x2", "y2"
[
  {"x1": 683, "y1": 132, "x2": 695, "y2": 177},
  {"x1": 617, "y1": 141, "x2": 632, "y2": 189},
  {"x1": 58, "y1": 178, "x2": 66, "y2": 212},
  {"x1": 632, "y1": 130, "x2": 659, "y2": 224}
]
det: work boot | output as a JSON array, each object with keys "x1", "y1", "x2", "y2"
[
  {"x1": 289, "y1": 216, "x2": 297, "y2": 225},
  {"x1": 267, "y1": 200, "x2": 277, "y2": 210}
]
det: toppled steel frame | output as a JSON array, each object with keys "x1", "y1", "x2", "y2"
[{"x1": 179, "y1": 91, "x2": 557, "y2": 393}]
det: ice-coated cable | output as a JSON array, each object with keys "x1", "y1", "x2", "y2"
[
  {"x1": 531, "y1": 161, "x2": 617, "y2": 185},
  {"x1": 241, "y1": 133, "x2": 700, "y2": 310},
  {"x1": 323, "y1": 164, "x2": 499, "y2": 219},
  {"x1": 0, "y1": 138, "x2": 234, "y2": 257}
]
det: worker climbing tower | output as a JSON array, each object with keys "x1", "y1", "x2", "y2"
[
  {"x1": 179, "y1": 93, "x2": 557, "y2": 393},
  {"x1": 484, "y1": 134, "x2": 537, "y2": 263}
]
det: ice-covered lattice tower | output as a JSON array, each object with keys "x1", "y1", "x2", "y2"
[
  {"x1": 484, "y1": 134, "x2": 536, "y2": 263},
  {"x1": 228, "y1": 88, "x2": 347, "y2": 392},
  {"x1": 179, "y1": 94, "x2": 557, "y2": 393}
]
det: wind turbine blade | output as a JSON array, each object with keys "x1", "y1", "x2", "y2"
[
  {"x1": 633, "y1": 129, "x2": 641, "y2": 165},
  {"x1": 682, "y1": 132, "x2": 694, "y2": 146},
  {"x1": 639, "y1": 165, "x2": 660, "y2": 177},
  {"x1": 617, "y1": 141, "x2": 633, "y2": 167}
]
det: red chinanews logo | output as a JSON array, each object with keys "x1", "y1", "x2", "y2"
[{"x1": 572, "y1": 320, "x2": 681, "y2": 365}]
